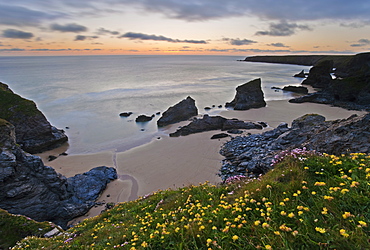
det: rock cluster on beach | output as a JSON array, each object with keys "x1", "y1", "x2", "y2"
[
  {"x1": 0, "y1": 118, "x2": 117, "y2": 229},
  {"x1": 219, "y1": 113, "x2": 370, "y2": 180},
  {"x1": 157, "y1": 96, "x2": 198, "y2": 127},
  {"x1": 0, "y1": 82, "x2": 68, "y2": 153},
  {"x1": 169, "y1": 114, "x2": 264, "y2": 137},
  {"x1": 225, "y1": 78, "x2": 266, "y2": 110}
]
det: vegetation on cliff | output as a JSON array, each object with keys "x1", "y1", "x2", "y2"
[
  {"x1": 0, "y1": 209, "x2": 55, "y2": 249},
  {"x1": 12, "y1": 151, "x2": 370, "y2": 249}
]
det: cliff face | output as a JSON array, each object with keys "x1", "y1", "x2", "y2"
[
  {"x1": 0, "y1": 82, "x2": 67, "y2": 153},
  {"x1": 0, "y1": 119, "x2": 117, "y2": 228}
]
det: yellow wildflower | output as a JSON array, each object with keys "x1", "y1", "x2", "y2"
[
  {"x1": 288, "y1": 212, "x2": 295, "y2": 218},
  {"x1": 342, "y1": 212, "x2": 352, "y2": 219},
  {"x1": 358, "y1": 221, "x2": 367, "y2": 227},
  {"x1": 315, "y1": 227, "x2": 326, "y2": 234},
  {"x1": 232, "y1": 235, "x2": 239, "y2": 241},
  {"x1": 339, "y1": 229, "x2": 349, "y2": 237},
  {"x1": 265, "y1": 245, "x2": 272, "y2": 250}
]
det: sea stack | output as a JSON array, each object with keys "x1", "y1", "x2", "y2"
[
  {"x1": 157, "y1": 96, "x2": 198, "y2": 127},
  {"x1": 225, "y1": 78, "x2": 266, "y2": 110}
]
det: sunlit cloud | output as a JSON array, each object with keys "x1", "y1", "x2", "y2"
[
  {"x1": 223, "y1": 38, "x2": 257, "y2": 46},
  {"x1": 96, "y1": 27, "x2": 120, "y2": 35},
  {"x1": 119, "y1": 32, "x2": 207, "y2": 44},
  {"x1": 74, "y1": 35, "x2": 99, "y2": 41}
]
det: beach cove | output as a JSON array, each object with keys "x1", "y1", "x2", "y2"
[{"x1": 36, "y1": 99, "x2": 366, "y2": 223}]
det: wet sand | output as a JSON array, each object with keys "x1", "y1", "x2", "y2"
[{"x1": 37, "y1": 100, "x2": 367, "y2": 221}]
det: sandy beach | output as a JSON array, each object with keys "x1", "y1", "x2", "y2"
[{"x1": 37, "y1": 100, "x2": 367, "y2": 221}]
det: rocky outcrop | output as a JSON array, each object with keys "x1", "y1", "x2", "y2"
[
  {"x1": 0, "y1": 119, "x2": 117, "y2": 228},
  {"x1": 301, "y1": 60, "x2": 333, "y2": 88},
  {"x1": 225, "y1": 78, "x2": 266, "y2": 110},
  {"x1": 169, "y1": 115, "x2": 263, "y2": 137},
  {"x1": 0, "y1": 82, "x2": 67, "y2": 153},
  {"x1": 282, "y1": 86, "x2": 308, "y2": 94},
  {"x1": 219, "y1": 113, "x2": 370, "y2": 180},
  {"x1": 157, "y1": 96, "x2": 198, "y2": 127}
]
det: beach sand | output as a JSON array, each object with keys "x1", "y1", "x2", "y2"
[{"x1": 37, "y1": 100, "x2": 367, "y2": 222}]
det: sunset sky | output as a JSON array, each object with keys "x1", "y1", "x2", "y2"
[{"x1": 1, "y1": 0, "x2": 370, "y2": 56}]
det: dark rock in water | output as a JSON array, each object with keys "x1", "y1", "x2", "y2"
[
  {"x1": 170, "y1": 115, "x2": 263, "y2": 137},
  {"x1": 211, "y1": 133, "x2": 229, "y2": 139},
  {"x1": 225, "y1": 78, "x2": 266, "y2": 110},
  {"x1": 271, "y1": 86, "x2": 281, "y2": 90},
  {"x1": 219, "y1": 113, "x2": 370, "y2": 180},
  {"x1": 59, "y1": 152, "x2": 68, "y2": 156},
  {"x1": 157, "y1": 96, "x2": 198, "y2": 127},
  {"x1": 48, "y1": 155, "x2": 57, "y2": 161},
  {"x1": 302, "y1": 60, "x2": 333, "y2": 88},
  {"x1": 156, "y1": 112, "x2": 161, "y2": 115},
  {"x1": 293, "y1": 70, "x2": 307, "y2": 78},
  {"x1": 282, "y1": 85, "x2": 309, "y2": 94},
  {"x1": 204, "y1": 107, "x2": 211, "y2": 110},
  {"x1": 0, "y1": 82, "x2": 68, "y2": 154},
  {"x1": 218, "y1": 105, "x2": 223, "y2": 108},
  {"x1": 135, "y1": 115, "x2": 153, "y2": 122},
  {"x1": 227, "y1": 129, "x2": 243, "y2": 134},
  {"x1": 0, "y1": 119, "x2": 117, "y2": 229},
  {"x1": 119, "y1": 112, "x2": 133, "y2": 117}
]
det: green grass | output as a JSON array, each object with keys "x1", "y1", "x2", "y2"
[
  {"x1": 0, "y1": 209, "x2": 56, "y2": 249},
  {"x1": 0, "y1": 86, "x2": 40, "y2": 123},
  {"x1": 11, "y1": 152, "x2": 370, "y2": 249}
]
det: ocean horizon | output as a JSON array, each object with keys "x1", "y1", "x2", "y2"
[{"x1": 0, "y1": 55, "x2": 309, "y2": 154}]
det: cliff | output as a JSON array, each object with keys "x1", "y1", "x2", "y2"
[
  {"x1": 0, "y1": 118, "x2": 117, "y2": 229},
  {"x1": 0, "y1": 82, "x2": 67, "y2": 153}
]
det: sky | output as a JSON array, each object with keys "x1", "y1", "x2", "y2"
[{"x1": 1, "y1": 0, "x2": 370, "y2": 56}]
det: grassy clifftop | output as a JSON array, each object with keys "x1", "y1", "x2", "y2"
[{"x1": 11, "y1": 151, "x2": 370, "y2": 249}]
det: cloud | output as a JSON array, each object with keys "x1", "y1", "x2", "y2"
[
  {"x1": 223, "y1": 38, "x2": 257, "y2": 46},
  {"x1": 268, "y1": 43, "x2": 289, "y2": 48},
  {"x1": 2, "y1": 29, "x2": 34, "y2": 39},
  {"x1": 50, "y1": 23, "x2": 88, "y2": 33},
  {"x1": 0, "y1": 4, "x2": 64, "y2": 27},
  {"x1": 74, "y1": 35, "x2": 99, "y2": 41},
  {"x1": 96, "y1": 28, "x2": 120, "y2": 35},
  {"x1": 103, "y1": 0, "x2": 370, "y2": 22},
  {"x1": 256, "y1": 21, "x2": 312, "y2": 36},
  {"x1": 0, "y1": 48, "x2": 25, "y2": 51},
  {"x1": 119, "y1": 32, "x2": 207, "y2": 44},
  {"x1": 350, "y1": 38, "x2": 370, "y2": 47}
]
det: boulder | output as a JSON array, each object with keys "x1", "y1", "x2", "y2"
[
  {"x1": 119, "y1": 112, "x2": 133, "y2": 117},
  {"x1": 211, "y1": 133, "x2": 229, "y2": 139},
  {"x1": 302, "y1": 60, "x2": 333, "y2": 88},
  {"x1": 157, "y1": 96, "x2": 198, "y2": 127},
  {"x1": 225, "y1": 78, "x2": 266, "y2": 110},
  {"x1": 170, "y1": 115, "x2": 263, "y2": 137},
  {"x1": 282, "y1": 85, "x2": 308, "y2": 94},
  {"x1": 0, "y1": 82, "x2": 68, "y2": 153},
  {"x1": 135, "y1": 114, "x2": 154, "y2": 122},
  {"x1": 0, "y1": 119, "x2": 117, "y2": 228}
]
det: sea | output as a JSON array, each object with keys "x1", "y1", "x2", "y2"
[{"x1": 0, "y1": 55, "x2": 309, "y2": 154}]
